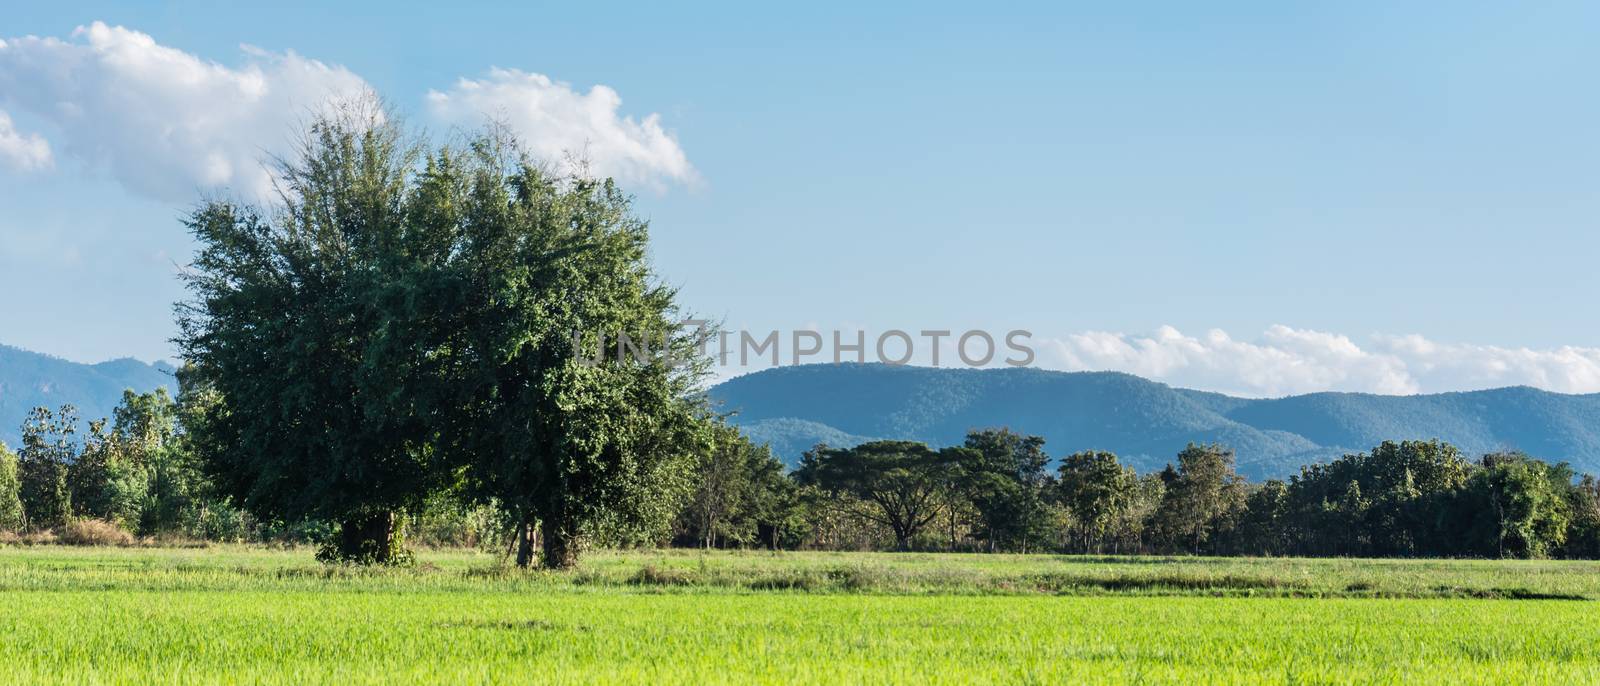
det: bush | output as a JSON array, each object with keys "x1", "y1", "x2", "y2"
[{"x1": 59, "y1": 519, "x2": 135, "y2": 546}]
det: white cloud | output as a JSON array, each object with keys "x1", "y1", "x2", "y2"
[
  {"x1": 427, "y1": 68, "x2": 696, "y2": 190},
  {"x1": 0, "y1": 109, "x2": 52, "y2": 171},
  {"x1": 1371, "y1": 334, "x2": 1600, "y2": 395},
  {"x1": 1038, "y1": 325, "x2": 1600, "y2": 397},
  {"x1": 0, "y1": 22, "x2": 371, "y2": 202}
]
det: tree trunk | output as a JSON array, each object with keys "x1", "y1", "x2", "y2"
[
  {"x1": 887, "y1": 518, "x2": 909, "y2": 551},
  {"x1": 330, "y1": 510, "x2": 401, "y2": 565},
  {"x1": 514, "y1": 519, "x2": 536, "y2": 568},
  {"x1": 541, "y1": 517, "x2": 579, "y2": 570}
]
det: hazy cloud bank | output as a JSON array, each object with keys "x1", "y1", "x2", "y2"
[{"x1": 1041, "y1": 325, "x2": 1600, "y2": 397}]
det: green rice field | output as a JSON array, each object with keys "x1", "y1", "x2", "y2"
[{"x1": 1, "y1": 547, "x2": 1598, "y2": 684}]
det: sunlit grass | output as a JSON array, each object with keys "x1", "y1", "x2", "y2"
[{"x1": 1, "y1": 546, "x2": 1597, "y2": 683}]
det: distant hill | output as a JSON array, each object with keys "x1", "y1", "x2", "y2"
[
  {"x1": 708, "y1": 363, "x2": 1600, "y2": 479},
  {"x1": 0, "y1": 345, "x2": 175, "y2": 448}
]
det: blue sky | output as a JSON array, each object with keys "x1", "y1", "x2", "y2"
[{"x1": 3, "y1": 2, "x2": 1600, "y2": 396}]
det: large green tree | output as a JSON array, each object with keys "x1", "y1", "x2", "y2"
[
  {"x1": 177, "y1": 110, "x2": 445, "y2": 563},
  {"x1": 398, "y1": 136, "x2": 709, "y2": 568},
  {"x1": 180, "y1": 111, "x2": 706, "y2": 567}
]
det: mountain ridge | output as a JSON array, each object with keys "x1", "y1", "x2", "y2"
[
  {"x1": 0, "y1": 344, "x2": 175, "y2": 448},
  {"x1": 708, "y1": 363, "x2": 1600, "y2": 478}
]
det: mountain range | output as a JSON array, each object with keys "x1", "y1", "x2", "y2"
[
  {"x1": 6, "y1": 345, "x2": 1600, "y2": 480},
  {"x1": 0, "y1": 345, "x2": 175, "y2": 449},
  {"x1": 709, "y1": 363, "x2": 1600, "y2": 479}
]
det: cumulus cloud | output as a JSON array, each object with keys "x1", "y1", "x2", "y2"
[
  {"x1": 1038, "y1": 325, "x2": 1600, "y2": 397},
  {"x1": 427, "y1": 68, "x2": 696, "y2": 190},
  {"x1": 0, "y1": 109, "x2": 52, "y2": 171},
  {"x1": 0, "y1": 22, "x2": 372, "y2": 201}
]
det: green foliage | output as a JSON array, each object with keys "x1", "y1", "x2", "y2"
[
  {"x1": 389, "y1": 134, "x2": 710, "y2": 568},
  {"x1": 797, "y1": 440, "x2": 964, "y2": 550},
  {"x1": 17, "y1": 405, "x2": 76, "y2": 531},
  {"x1": 176, "y1": 107, "x2": 451, "y2": 563},
  {"x1": 0, "y1": 441, "x2": 22, "y2": 531},
  {"x1": 177, "y1": 109, "x2": 707, "y2": 567},
  {"x1": 318, "y1": 511, "x2": 414, "y2": 566},
  {"x1": 958, "y1": 429, "x2": 1054, "y2": 552},
  {"x1": 1054, "y1": 449, "x2": 1138, "y2": 552},
  {"x1": 69, "y1": 418, "x2": 146, "y2": 526},
  {"x1": 678, "y1": 421, "x2": 803, "y2": 549},
  {"x1": 11, "y1": 386, "x2": 253, "y2": 542},
  {"x1": 1459, "y1": 453, "x2": 1573, "y2": 558},
  {"x1": 407, "y1": 493, "x2": 503, "y2": 551},
  {"x1": 1283, "y1": 440, "x2": 1471, "y2": 556},
  {"x1": 1151, "y1": 443, "x2": 1247, "y2": 552},
  {"x1": 1564, "y1": 475, "x2": 1600, "y2": 558},
  {"x1": 1234, "y1": 479, "x2": 1290, "y2": 555}
]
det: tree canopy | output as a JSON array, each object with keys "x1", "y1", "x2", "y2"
[{"x1": 176, "y1": 108, "x2": 708, "y2": 567}]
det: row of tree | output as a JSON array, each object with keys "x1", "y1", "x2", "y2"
[
  {"x1": 675, "y1": 429, "x2": 1600, "y2": 560},
  {"x1": 5, "y1": 392, "x2": 1596, "y2": 561},
  {"x1": 0, "y1": 392, "x2": 279, "y2": 542}
]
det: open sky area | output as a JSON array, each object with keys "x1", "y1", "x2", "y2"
[{"x1": 4, "y1": 1, "x2": 1599, "y2": 396}]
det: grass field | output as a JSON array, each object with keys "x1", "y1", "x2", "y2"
[{"x1": 2, "y1": 547, "x2": 1599, "y2": 684}]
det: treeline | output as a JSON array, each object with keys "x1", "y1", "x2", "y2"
[
  {"x1": 5, "y1": 390, "x2": 1598, "y2": 561},
  {"x1": 675, "y1": 429, "x2": 1600, "y2": 560},
  {"x1": 0, "y1": 389, "x2": 500, "y2": 548}
]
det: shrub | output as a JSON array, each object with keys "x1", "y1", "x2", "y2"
[
  {"x1": 59, "y1": 519, "x2": 135, "y2": 547},
  {"x1": 629, "y1": 564, "x2": 701, "y2": 587}
]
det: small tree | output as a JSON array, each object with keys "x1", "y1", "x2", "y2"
[
  {"x1": 683, "y1": 421, "x2": 757, "y2": 548},
  {"x1": 796, "y1": 440, "x2": 959, "y2": 550},
  {"x1": 1152, "y1": 443, "x2": 1247, "y2": 553},
  {"x1": 1054, "y1": 450, "x2": 1138, "y2": 553},
  {"x1": 678, "y1": 422, "x2": 804, "y2": 550},
  {"x1": 1463, "y1": 453, "x2": 1572, "y2": 559},
  {"x1": 0, "y1": 442, "x2": 23, "y2": 532},
  {"x1": 745, "y1": 448, "x2": 806, "y2": 550},
  {"x1": 959, "y1": 428, "x2": 1053, "y2": 552},
  {"x1": 18, "y1": 405, "x2": 76, "y2": 531},
  {"x1": 68, "y1": 419, "x2": 121, "y2": 522}
]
